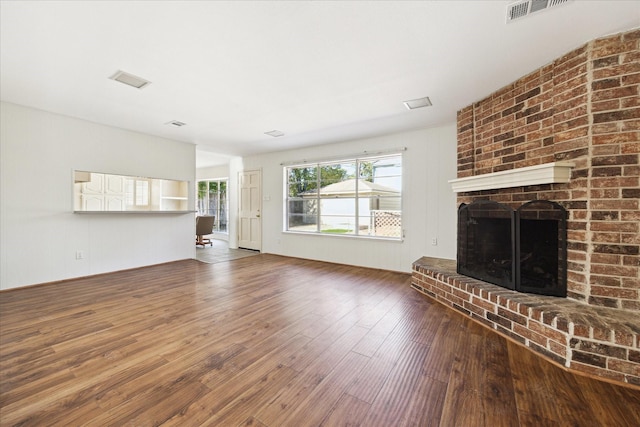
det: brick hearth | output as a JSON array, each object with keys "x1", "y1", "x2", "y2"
[{"x1": 412, "y1": 257, "x2": 639, "y2": 386}]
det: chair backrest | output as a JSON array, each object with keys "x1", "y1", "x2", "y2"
[{"x1": 196, "y1": 215, "x2": 215, "y2": 235}]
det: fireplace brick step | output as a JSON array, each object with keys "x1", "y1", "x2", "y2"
[{"x1": 411, "y1": 256, "x2": 640, "y2": 387}]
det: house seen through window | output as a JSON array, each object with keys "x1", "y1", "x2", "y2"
[
  {"x1": 286, "y1": 153, "x2": 402, "y2": 239},
  {"x1": 197, "y1": 179, "x2": 228, "y2": 233}
]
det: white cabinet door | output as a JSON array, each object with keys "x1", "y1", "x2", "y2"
[
  {"x1": 82, "y1": 194, "x2": 104, "y2": 211},
  {"x1": 105, "y1": 174, "x2": 125, "y2": 194},
  {"x1": 83, "y1": 173, "x2": 104, "y2": 194},
  {"x1": 105, "y1": 195, "x2": 125, "y2": 211}
]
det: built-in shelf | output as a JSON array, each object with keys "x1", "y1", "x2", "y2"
[{"x1": 449, "y1": 161, "x2": 575, "y2": 193}]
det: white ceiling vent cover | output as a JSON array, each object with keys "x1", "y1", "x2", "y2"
[
  {"x1": 109, "y1": 70, "x2": 151, "y2": 89},
  {"x1": 166, "y1": 120, "x2": 186, "y2": 127},
  {"x1": 264, "y1": 130, "x2": 285, "y2": 137},
  {"x1": 507, "y1": 0, "x2": 572, "y2": 23}
]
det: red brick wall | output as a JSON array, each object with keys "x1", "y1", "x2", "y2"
[{"x1": 456, "y1": 29, "x2": 639, "y2": 311}]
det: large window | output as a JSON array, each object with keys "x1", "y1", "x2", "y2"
[
  {"x1": 197, "y1": 179, "x2": 228, "y2": 233},
  {"x1": 286, "y1": 153, "x2": 402, "y2": 239}
]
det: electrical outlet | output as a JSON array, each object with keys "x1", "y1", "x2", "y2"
[
  {"x1": 431, "y1": 238, "x2": 438, "y2": 246},
  {"x1": 75, "y1": 250, "x2": 84, "y2": 260}
]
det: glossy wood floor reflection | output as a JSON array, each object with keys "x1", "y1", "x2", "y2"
[
  {"x1": 1, "y1": 256, "x2": 639, "y2": 426},
  {"x1": 195, "y1": 238, "x2": 260, "y2": 264}
]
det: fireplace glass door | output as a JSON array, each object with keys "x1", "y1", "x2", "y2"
[
  {"x1": 516, "y1": 200, "x2": 567, "y2": 297},
  {"x1": 457, "y1": 200, "x2": 515, "y2": 289},
  {"x1": 457, "y1": 199, "x2": 567, "y2": 297}
]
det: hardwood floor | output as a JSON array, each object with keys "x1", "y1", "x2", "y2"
[
  {"x1": 1, "y1": 255, "x2": 639, "y2": 426},
  {"x1": 195, "y1": 238, "x2": 260, "y2": 264}
]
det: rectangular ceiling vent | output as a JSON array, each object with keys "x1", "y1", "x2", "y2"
[
  {"x1": 166, "y1": 120, "x2": 186, "y2": 127},
  {"x1": 109, "y1": 70, "x2": 151, "y2": 89},
  {"x1": 506, "y1": 0, "x2": 572, "y2": 23},
  {"x1": 264, "y1": 130, "x2": 285, "y2": 137}
]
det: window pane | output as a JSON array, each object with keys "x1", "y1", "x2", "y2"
[
  {"x1": 366, "y1": 155, "x2": 402, "y2": 192},
  {"x1": 320, "y1": 198, "x2": 356, "y2": 234},
  {"x1": 197, "y1": 179, "x2": 228, "y2": 232},
  {"x1": 288, "y1": 166, "x2": 317, "y2": 183},
  {"x1": 358, "y1": 160, "x2": 375, "y2": 181},
  {"x1": 362, "y1": 196, "x2": 402, "y2": 211},
  {"x1": 369, "y1": 210, "x2": 402, "y2": 238},
  {"x1": 289, "y1": 199, "x2": 317, "y2": 215},
  {"x1": 288, "y1": 199, "x2": 318, "y2": 232},
  {"x1": 288, "y1": 167, "x2": 318, "y2": 197},
  {"x1": 288, "y1": 183, "x2": 315, "y2": 198},
  {"x1": 372, "y1": 176, "x2": 402, "y2": 191},
  {"x1": 207, "y1": 183, "x2": 218, "y2": 218},
  {"x1": 197, "y1": 181, "x2": 208, "y2": 215},
  {"x1": 319, "y1": 216, "x2": 356, "y2": 235},
  {"x1": 219, "y1": 181, "x2": 227, "y2": 232},
  {"x1": 320, "y1": 162, "x2": 355, "y2": 187},
  {"x1": 320, "y1": 198, "x2": 356, "y2": 216}
]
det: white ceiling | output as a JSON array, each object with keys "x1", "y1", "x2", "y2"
[{"x1": 1, "y1": 1, "x2": 638, "y2": 168}]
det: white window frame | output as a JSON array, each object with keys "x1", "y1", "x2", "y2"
[
  {"x1": 197, "y1": 178, "x2": 229, "y2": 234},
  {"x1": 284, "y1": 152, "x2": 403, "y2": 240}
]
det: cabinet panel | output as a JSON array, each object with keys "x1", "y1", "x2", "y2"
[
  {"x1": 105, "y1": 175, "x2": 125, "y2": 194},
  {"x1": 82, "y1": 194, "x2": 104, "y2": 211},
  {"x1": 105, "y1": 195, "x2": 125, "y2": 211},
  {"x1": 83, "y1": 173, "x2": 104, "y2": 194}
]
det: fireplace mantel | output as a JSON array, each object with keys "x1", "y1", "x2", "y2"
[{"x1": 449, "y1": 161, "x2": 575, "y2": 193}]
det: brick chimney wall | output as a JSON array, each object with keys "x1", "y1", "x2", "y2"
[{"x1": 456, "y1": 28, "x2": 639, "y2": 311}]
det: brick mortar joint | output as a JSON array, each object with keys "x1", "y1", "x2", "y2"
[{"x1": 585, "y1": 37, "x2": 596, "y2": 306}]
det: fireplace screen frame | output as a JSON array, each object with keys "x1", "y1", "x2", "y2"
[
  {"x1": 457, "y1": 199, "x2": 567, "y2": 297},
  {"x1": 457, "y1": 200, "x2": 515, "y2": 290}
]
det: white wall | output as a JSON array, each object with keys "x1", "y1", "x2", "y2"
[
  {"x1": 228, "y1": 157, "x2": 244, "y2": 249},
  {"x1": 0, "y1": 102, "x2": 196, "y2": 290},
  {"x1": 196, "y1": 164, "x2": 229, "y2": 181},
  {"x1": 238, "y1": 124, "x2": 458, "y2": 273}
]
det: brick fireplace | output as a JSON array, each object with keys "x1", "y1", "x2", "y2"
[{"x1": 412, "y1": 28, "x2": 639, "y2": 386}]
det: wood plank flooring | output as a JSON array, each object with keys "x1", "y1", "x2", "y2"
[
  {"x1": 195, "y1": 239, "x2": 260, "y2": 264},
  {"x1": 1, "y1": 255, "x2": 639, "y2": 426}
]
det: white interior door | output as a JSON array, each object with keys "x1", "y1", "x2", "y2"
[{"x1": 238, "y1": 170, "x2": 261, "y2": 251}]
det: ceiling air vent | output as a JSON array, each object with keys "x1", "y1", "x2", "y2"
[
  {"x1": 506, "y1": 0, "x2": 572, "y2": 23},
  {"x1": 264, "y1": 130, "x2": 285, "y2": 137},
  {"x1": 166, "y1": 120, "x2": 187, "y2": 127},
  {"x1": 403, "y1": 96, "x2": 432, "y2": 110},
  {"x1": 109, "y1": 70, "x2": 151, "y2": 89}
]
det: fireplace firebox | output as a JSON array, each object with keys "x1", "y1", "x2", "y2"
[{"x1": 457, "y1": 200, "x2": 567, "y2": 297}]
